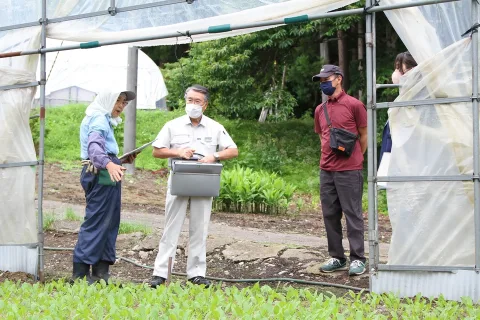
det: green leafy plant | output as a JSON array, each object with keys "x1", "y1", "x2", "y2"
[
  {"x1": 1, "y1": 280, "x2": 479, "y2": 318},
  {"x1": 214, "y1": 165, "x2": 296, "y2": 214}
]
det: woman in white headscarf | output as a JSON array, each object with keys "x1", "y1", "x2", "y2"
[{"x1": 72, "y1": 90, "x2": 136, "y2": 283}]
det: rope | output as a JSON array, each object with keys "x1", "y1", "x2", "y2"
[
  {"x1": 46, "y1": 40, "x2": 64, "y2": 82},
  {"x1": 175, "y1": 31, "x2": 195, "y2": 92}
]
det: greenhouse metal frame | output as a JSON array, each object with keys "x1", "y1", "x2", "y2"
[{"x1": 0, "y1": 0, "x2": 476, "y2": 300}]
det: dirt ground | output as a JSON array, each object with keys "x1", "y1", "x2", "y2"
[
  {"x1": 2, "y1": 163, "x2": 392, "y2": 291},
  {"x1": 42, "y1": 163, "x2": 392, "y2": 240}
]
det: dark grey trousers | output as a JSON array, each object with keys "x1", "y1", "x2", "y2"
[{"x1": 320, "y1": 170, "x2": 366, "y2": 263}]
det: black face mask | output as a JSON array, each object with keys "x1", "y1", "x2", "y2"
[{"x1": 320, "y1": 80, "x2": 336, "y2": 96}]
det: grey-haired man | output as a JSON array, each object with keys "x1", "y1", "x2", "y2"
[{"x1": 150, "y1": 85, "x2": 238, "y2": 288}]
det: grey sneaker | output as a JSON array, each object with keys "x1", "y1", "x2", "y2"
[
  {"x1": 320, "y1": 258, "x2": 348, "y2": 273},
  {"x1": 349, "y1": 260, "x2": 366, "y2": 276}
]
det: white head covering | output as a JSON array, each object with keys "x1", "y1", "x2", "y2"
[{"x1": 85, "y1": 91, "x2": 126, "y2": 127}]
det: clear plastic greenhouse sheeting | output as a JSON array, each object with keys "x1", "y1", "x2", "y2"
[
  {"x1": 383, "y1": 0, "x2": 471, "y2": 63},
  {"x1": 36, "y1": 39, "x2": 168, "y2": 109},
  {"x1": 0, "y1": 27, "x2": 40, "y2": 274},
  {"x1": 0, "y1": 67, "x2": 38, "y2": 245},
  {"x1": 383, "y1": 0, "x2": 476, "y2": 266},
  {"x1": 44, "y1": 0, "x2": 356, "y2": 45}
]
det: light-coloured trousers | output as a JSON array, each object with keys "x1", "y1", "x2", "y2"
[{"x1": 153, "y1": 184, "x2": 213, "y2": 279}]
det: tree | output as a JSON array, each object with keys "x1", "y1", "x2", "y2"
[{"x1": 146, "y1": 4, "x2": 408, "y2": 129}]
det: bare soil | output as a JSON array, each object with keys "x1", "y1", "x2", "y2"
[{"x1": 2, "y1": 163, "x2": 392, "y2": 292}]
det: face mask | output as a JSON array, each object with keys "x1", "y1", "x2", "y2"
[
  {"x1": 320, "y1": 81, "x2": 336, "y2": 96},
  {"x1": 391, "y1": 69, "x2": 402, "y2": 84},
  {"x1": 185, "y1": 103, "x2": 203, "y2": 119}
]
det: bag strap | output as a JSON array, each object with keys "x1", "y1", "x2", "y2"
[{"x1": 321, "y1": 101, "x2": 332, "y2": 128}]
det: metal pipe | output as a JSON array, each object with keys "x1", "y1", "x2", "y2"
[
  {"x1": 365, "y1": 0, "x2": 376, "y2": 279},
  {"x1": 472, "y1": 0, "x2": 480, "y2": 270},
  {"x1": 37, "y1": 0, "x2": 47, "y2": 283},
  {"x1": 0, "y1": 243, "x2": 39, "y2": 247},
  {"x1": 376, "y1": 96, "x2": 472, "y2": 109},
  {"x1": 0, "y1": 82, "x2": 39, "y2": 91},
  {"x1": 1, "y1": 0, "x2": 460, "y2": 59},
  {"x1": 115, "y1": 0, "x2": 187, "y2": 14},
  {"x1": 0, "y1": 161, "x2": 39, "y2": 169},
  {"x1": 48, "y1": 0, "x2": 187, "y2": 24},
  {"x1": 166, "y1": 257, "x2": 172, "y2": 286},
  {"x1": 124, "y1": 47, "x2": 138, "y2": 174},
  {"x1": 376, "y1": 84, "x2": 401, "y2": 89},
  {"x1": 0, "y1": 21, "x2": 40, "y2": 33},
  {"x1": 377, "y1": 264, "x2": 475, "y2": 272},
  {"x1": 376, "y1": 175, "x2": 476, "y2": 182},
  {"x1": 0, "y1": 51, "x2": 22, "y2": 58},
  {"x1": 372, "y1": 9, "x2": 380, "y2": 270}
]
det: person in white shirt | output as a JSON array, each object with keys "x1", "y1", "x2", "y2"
[{"x1": 150, "y1": 84, "x2": 238, "y2": 288}]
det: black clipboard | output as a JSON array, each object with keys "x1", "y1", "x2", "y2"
[{"x1": 118, "y1": 139, "x2": 157, "y2": 161}]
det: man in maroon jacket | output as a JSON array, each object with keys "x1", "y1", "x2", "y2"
[{"x1": 313, "y1": 64, "x2": 368, "y2": 276}]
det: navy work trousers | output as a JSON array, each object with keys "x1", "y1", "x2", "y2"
[{"x1": 73, "y1": 158, "x2": 121, "y2": 265}]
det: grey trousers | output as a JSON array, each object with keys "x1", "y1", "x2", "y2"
[{"x1": 320, "y1": 170, "x2": 366, "y2": 263}]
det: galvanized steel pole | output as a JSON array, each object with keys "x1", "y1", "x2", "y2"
[
  {"x1": 37, "y1": 0, "x2": 47, "y2": 283},
  {"x1": 365, "y1": 0, "x2": 376, "y2": 278},
  {"x1": 372, "y1": 8, "x2": 380, "y2": 268},
  {"x1": 472, "y1": 0, "x2": 480, "y2": 270},
  {"x1": 124, "y1": 47, "x2": 139, "y2": 174}
]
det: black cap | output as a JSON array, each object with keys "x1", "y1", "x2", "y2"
[
  {"x1": 121, "y1": 90, "x2": 136, "y2": 101},
  {"x1": 312, "y1": 64, "x2": 344, "y2": 82}
]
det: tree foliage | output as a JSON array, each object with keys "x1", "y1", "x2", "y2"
[{"x1": 146, "y1": 6, "x2": 407, "y2": 124}]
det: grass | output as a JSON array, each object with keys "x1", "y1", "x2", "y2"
[
  {"x1": 42, "y1": 214, "x2": 56, "y2": 231},
  {"x1": 118, "y1": 222, "x2": 152, "y2": 235},
  {"x1": 36, "y1": 104, "x2": 388, "y2": 214},
  {"x1": 0, "y1": 280, "x2": 479, "y2": 319},
  {"x1": 64, "y1": 208, "x2": 82, "y2": 221}
]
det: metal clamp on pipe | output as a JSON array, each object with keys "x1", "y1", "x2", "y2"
[
  {"x1": 170, "y1": 153, "x2": 223, "y2": 197},
  {"x1": 108, "y1": 7, "x2": 117, "y2": 16}
]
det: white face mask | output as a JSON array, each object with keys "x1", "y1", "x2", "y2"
[
  {"x1": 391, "y1": 69, "x2": 402, "y2": 85},
  {"x1": 185, "y1": 103, "x2": 203, "y2": 119}
]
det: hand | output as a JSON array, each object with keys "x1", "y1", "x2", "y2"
[
  {"x1": 198, "y1": 155, "x2": 216, "y2": 163},
  {"x1": 178, "y1": 148, "x2": 195, "y2": 159},
  {"x1": 121, "y1": 153, "x2": 137, "y2": 164},
  {"x1": 106, "y1": 161, "x2": 127, "y2": 182}
]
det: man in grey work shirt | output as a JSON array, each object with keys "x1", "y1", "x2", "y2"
[{"x1": 150, "y1": 84, "x2": 238, "y2": 288}]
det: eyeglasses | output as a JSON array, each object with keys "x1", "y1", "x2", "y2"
[
  {"x1": 186, "y1": 97, "x2": 205, "y2": 105},
  {"x1": 117, "y1": 100, "x2": 129, "y2": 106}
]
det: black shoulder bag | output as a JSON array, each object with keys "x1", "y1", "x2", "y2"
[{"x1": 322, "y1": 102, "x2": 359, "y2": 157}]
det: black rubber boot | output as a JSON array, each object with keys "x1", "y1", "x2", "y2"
[
  {"x1": 91, "y1": 260, "x2": 111, "y2": 283},
  {"x1": 71, "y1": 262, "x2": 91, "y2": 283},
  {"x1": 188, "y1": 276, "x2": 211, "y2": 288},
  {"x1": 150, "y1": 276, "x2": 166, "y2": 288}
]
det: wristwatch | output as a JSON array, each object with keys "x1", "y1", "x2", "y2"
[{"x1": 213, "y1": 152, "x2": 220, "y2": 161}]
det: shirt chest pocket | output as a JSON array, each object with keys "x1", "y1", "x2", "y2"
[
  {"x1": 200, "y1": 136, "x2": 218, "y2": 147},
  {"x1": 171, "y1": 134, "x2": 190, "y2": 148}
]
